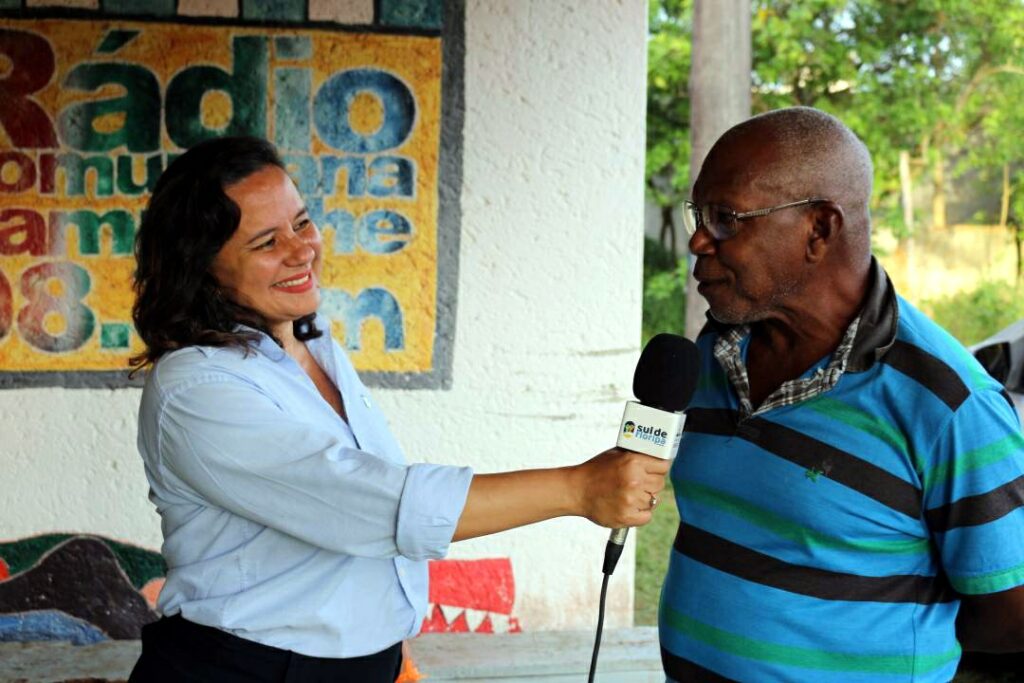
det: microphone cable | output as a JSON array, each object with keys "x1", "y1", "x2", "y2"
[
  {"x1": 588, "y1": 538, "x2": 625, "y2": 683},
  {"x1": 587, "y1": 571, "x2": 612, "y2": 683}
]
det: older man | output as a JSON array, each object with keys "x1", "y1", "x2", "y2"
[{"x1": 660, "y1": 107, "x2": 1024, "y2": 682}]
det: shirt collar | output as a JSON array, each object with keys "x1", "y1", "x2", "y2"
[
  {"x1": 711, "y1": 313, "x2": 861, "y2": 417},
  {"x1": 845, "y1": 256, "x2": 899, "y2": 372},
  {"x1": 235, "y1": 325, "x2": 287, "y2": 362},
  {"x1": 233, "y1": 313, "x2": 332, "y2": 363}
]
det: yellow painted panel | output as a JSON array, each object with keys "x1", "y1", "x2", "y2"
[{"x1": 0, "y1": 19, "x2": 444, "y2": 378}]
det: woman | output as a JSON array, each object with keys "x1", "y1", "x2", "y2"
[{"x1": 128, "y1": 136, "x2": 667, "y2": 682}]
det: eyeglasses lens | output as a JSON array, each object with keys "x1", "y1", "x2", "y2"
[
  {"x1": 685, "y1": 203, "x2": 737, "y2": 241},
  {"x1": 683, "y1": 204, "x2": 698, "y2": 235}
]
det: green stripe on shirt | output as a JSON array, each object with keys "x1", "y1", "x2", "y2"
[
  {"x1": 806, "y1": 396, "x2": 909, "y2": 457},
  {"x1": 950, "y1": 558, "x2": 1024, "y2": 595},
  {"x1": 923, "y1": 432, "x2": 1024, "y2": 491},
  {"x1": 661, "y1": 604, "x2": 961, "y2": 675},
  {"x1": 678, "y1": 479, "x2": 930, "y2": 556}
]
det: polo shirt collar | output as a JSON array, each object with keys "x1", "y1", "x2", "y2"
[{"x1": 845, "y1": 256, "x2": 899, "y2": 373}]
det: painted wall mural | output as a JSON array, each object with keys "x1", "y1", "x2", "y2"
[
  {"x1": 0, "y1": 0, "x2": 463, "y2": 389},
  {"x1": 0, "y1": 534, "x2": 162, "y2": 644},
  {"x1": 0, "y1": 534, "x2": 519, "y2": 643},
  {"x1": 423, "y1": 558, "x2": 522, "y2": 635}
]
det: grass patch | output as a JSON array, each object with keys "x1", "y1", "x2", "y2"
[{"x1": 634, "y1": 479, "x2": 677, "y2": 626}]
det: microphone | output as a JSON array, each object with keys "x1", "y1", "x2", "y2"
[{"x1": 603, "y1": 333, "x2": 700, "y2": 575}]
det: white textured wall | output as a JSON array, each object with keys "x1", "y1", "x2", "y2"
[{"x1": 0, "y1": 0, "x2": 649, "y2": 631}]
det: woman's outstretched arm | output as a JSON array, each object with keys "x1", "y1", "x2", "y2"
[{"x1": 453, "y1": 448, "x2": 669, "y2": 541}]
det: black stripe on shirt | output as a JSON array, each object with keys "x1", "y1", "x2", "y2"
[
  {"x1": 662, "y1": 647, "x2": 738, "y2": 682},
  {"x1": 926, "y1": 475, "x2": 1024, "y2": 533},
  {"x1": 883, "y1": 340, "x2": 970, "y2": 411},
  {"x1": 674, "y1": 523, "x2": 956, "y2": 604},
  {"x1": 684, "y1": 408, "x2": 922, "y2": 520},
  {"x1": 684, "y1": 408, "x2": 740, "y2": 437}
]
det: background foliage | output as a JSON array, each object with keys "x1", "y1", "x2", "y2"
[
  {"x1": 642, "y1": 238, "x2": 687, "y2": 345},
  {"x1": 644, "y1": 0, "x2": 1024, "y2": 347},
  {"x1": 649, "y1": 0, "x2": 1024, "y2": 236},
  {"x1": 925, "y1": 281, "x2": 1024, "y2": 345}
]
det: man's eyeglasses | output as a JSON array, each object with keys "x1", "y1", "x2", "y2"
[{"x1": 682, "y1": 198, "x2": 829, "y2": 241}]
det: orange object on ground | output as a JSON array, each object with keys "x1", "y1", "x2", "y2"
[{"x1": 396, "y1": 641, "x2": 422, "y2": 682}]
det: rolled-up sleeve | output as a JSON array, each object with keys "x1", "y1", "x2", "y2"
[
  {"x1": 154, "y1": 371, "x2": 472, "y2": 560},
  {"x1": 396, "y1": 463, "x2": 474, "y2": 560}
]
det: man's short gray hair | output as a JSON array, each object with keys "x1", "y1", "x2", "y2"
[{"x1": 717, "y1": 106, "x2": 875, "y2": 249}]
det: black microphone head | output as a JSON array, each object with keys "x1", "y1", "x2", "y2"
[{"x1": 633, "y1": 333, "x2": 700, "y2": 412}]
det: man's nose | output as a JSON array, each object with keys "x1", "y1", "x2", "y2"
[{"x1": 688, "y1": 221, "x2": 716, "y2": 255}]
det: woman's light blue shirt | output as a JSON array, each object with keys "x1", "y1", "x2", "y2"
[{"x1": 136, "y1": 320, "x2": 473, "y2": 657}]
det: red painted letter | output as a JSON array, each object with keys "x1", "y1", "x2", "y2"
[
  {"x1": 0, "y1": 30, "x2": 58, "y2": 148},
  {"x1": 0, "y1": 209, "x2": 46, "y2": 255}
]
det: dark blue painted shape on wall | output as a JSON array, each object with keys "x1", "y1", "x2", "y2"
[
  {"x1": 314, "y1": 69, "x2": 416, "y2": 153},
  {"x1": 320, "y1": 288, "x2": 406, "y2": 351},
  {"x1": 0, "y1": 610, "x2": 108, "y2": 645}
]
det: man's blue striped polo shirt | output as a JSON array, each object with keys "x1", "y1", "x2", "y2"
[{"x1": 659, "y1": 259, "x2": 1024, "y2": 682}]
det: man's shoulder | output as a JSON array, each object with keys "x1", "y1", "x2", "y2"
[
  {"x1": 885, "y1": 295, "x2": 1005, "y2": 412},
  {"x1": 893, "y1": 297, "x2": 976, "y2": 374}
]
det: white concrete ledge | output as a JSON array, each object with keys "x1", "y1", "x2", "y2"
[
  {"x1": 0, "y1": 627, "x2": 663, "y2": 682},
  {"x1": 412, "y1": 628, "x2": 662, "y2": 682}
]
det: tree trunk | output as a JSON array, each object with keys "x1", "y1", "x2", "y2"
[
  {"x1": 1016, "y1": 224, "x2": 1022, "y2": 282},
  {"x1": 1000, "y1": 163, "x2": 1010, "y2": 229},
  {"x1": 898, "y1": 150, "x2": 915, "y2": 238},
  {"x1": 684, "y1": 0, "x2": 751, "y2": 340},
  {"x1": 932, "y1": 151, "x2": 947, "y2": 230},
  {"x1": 659, "y1": 203, "x2": 677, "y2": 258}
]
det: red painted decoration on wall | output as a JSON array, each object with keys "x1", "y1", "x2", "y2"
[{"x1": 422, "y1": 558, "x2": 521, "y2": 634}]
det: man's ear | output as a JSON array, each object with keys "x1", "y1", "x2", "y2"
[{"x1": 806, "y1": 201, "x2": 844, "y2": 263}]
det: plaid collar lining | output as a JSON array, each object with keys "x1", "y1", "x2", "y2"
[{"x1": 713, "y1": 316, "x2": 862, "y2": 418}]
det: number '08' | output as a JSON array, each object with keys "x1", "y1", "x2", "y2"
[{"x1": 0, "y1": 262, "x2": 95, "y2": 352}]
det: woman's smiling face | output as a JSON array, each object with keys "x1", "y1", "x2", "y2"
[{"x1": 210, "y1": 165, "x2": 322, "y2": 331}]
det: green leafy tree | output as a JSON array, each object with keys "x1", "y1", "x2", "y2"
[
  {"x1": 646, "y1": 0, "x2": 693, "y2": 257},
  {"x1": 751, "y1": 0, "x2": 1024, "y2": 236},
  {"x1": 643, "y1": 0, "x2": 1024, "y2": 342}
]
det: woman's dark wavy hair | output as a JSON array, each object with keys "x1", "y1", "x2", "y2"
[{"x1": 130, "y1": 136, "x2": 321, "y2": 371}]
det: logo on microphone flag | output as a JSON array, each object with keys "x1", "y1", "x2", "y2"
[{"x1": 624, "y1": 422, "x2": 668, "y2": 447}]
